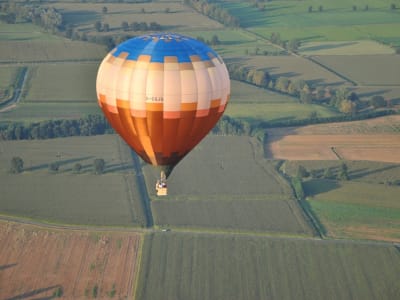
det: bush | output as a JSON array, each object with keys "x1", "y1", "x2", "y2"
[{"x1": 10, "y1": 157, "x2": 24, "y2": 174}]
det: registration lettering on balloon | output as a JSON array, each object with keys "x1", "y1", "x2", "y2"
[{"x1": 146, "y1": 96, "x2": 164, "y2": 102}]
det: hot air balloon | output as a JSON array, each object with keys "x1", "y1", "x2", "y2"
[{"x1": 96, "y1": 33, "x2": 230, "y2": 195}]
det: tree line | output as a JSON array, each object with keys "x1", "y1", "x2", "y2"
[
  {"x1": 9, "y1": 156, "x2": 106, "y2": 175},
  {"x1": 227, "y1": 63, "x2": 395, "y2": 115},
  {"x1": 0, "y1": 115, "x2": 112, "y2": 141},
  {"x1": 184, "y1": 0, "x2": 240, "y2": 28},
  {"x1": 0, "y1": 2, "x2": 63, "y2": 33}
]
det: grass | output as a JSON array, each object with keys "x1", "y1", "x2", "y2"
[
  {"x1": 0, "y1": 135, "x2": 147, "y2": 226},
  {"x1": 54, "y1": 2, "x2": 222, "y2": 35},
  {"x1": 144, "y1": 135, "x2": 312, "y2": 235},
  {"x1": 312, "y1": 55, "x2": 400, "y2": 85},
  {"x1": 136, "y1": 232, "x2": 400, "y2": 300},
  {"x1": 182, "y1": 29, "x2": 282, "y2": 57},
  {"x1": 222, "y1": 0, "x2": 400, "y2": 42},
  {"x1": 226, "y1": 102, "x2": 339, "y2": 123},
  {"x1": 303, "y1": 179, "x2": 400, "y2": 241},
  {"x1": 0, "y1": 102, "x2": 100, "y2": 122},
  {"x1": 299, "y1": 40, "x2": 395, "y2": 55},
  {"x1": 0, "y1": 22, "x2": 106, "y2": 62},
  {"x1": 24, "y1": 63, "x2": 98, "y2": 102},
  {"x1": 151, "y1": 199, "x2": 311, "y2": 234},
  {"x1": 0, "y1": 66, "x2": 20, "y2": 89}
]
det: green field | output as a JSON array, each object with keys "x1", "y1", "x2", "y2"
[
  {"x1": 144, "y1": 135, "x2": 312, "y2": 235},
  {"x1": 226, "y1": 102, "x2": 339, "y2": 123},
  {"x1": 222, "y1": 0, "x2": 400, "y2": 42},
  {"x1": 313, "y1": 55, "x2": 400, "y2": 86},
  {"x1": 0, "y1": 102, "x2": 100, "y2": 122},
  {"x1": 299, "y1": 40, "x2": 395, "y2": 55},
  {"x1": 304, "y1": 179, "x2": 400, "y2": 241},
  {"x1": 0, "y1": 135, "x2": 147, "y2": 226},
  {"x1": 24, "y1": 63, "x2": 98, "y2": 102},
  {"x1": 228, "y1": 80, "x2": 341, "y2": 123},
  {"x1": 136, "y1": 232, "x2": 400, "y2": 300}
]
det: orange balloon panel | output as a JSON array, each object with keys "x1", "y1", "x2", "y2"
[{"x1": 96, "y1": 33, "x2": 230, "y2": 167}]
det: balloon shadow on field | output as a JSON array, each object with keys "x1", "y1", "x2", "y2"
[{"x1": 5, "y1": 284, "x2": 62, "y2": 300}]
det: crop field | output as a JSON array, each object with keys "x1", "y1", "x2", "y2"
[
  {"x1": 266, "y1": 116, "x2": 400, "y2": 162},
  {"x1": 304, "y1": 179, "x2": 400, "y2": 242},
  {"x1": 0, "y1": 39, "x2": 106, "y2": 62},
  {"x1": 0, "y1": 23, "x2": 57, "y2": 41},
  {"x1": 267, "y1": 133, "x2": 400, "y2": 163},
  {"x1": 241, "y1": 55, "x2": 348, "y2": 86},
  {"x1": 183, "y1": 29, "x2": 282, "y2": 57},
  {"x1": 0, "y1": 135, "x2": 147, "y2": 226},
  {"x1": 0, "y1": 102, "x2": 100, "y2": 122},
  {"x1": 226, "y1": 102, "x2": 339, "y2": 123},
  {"x1": 0, "y1": 66, "x2": 20, "y2": 89},
  {"x1": 222, "y1": 0, "x2": 400, "y2": 42},
  {"x1": 299, "y1": 40, "x2": 395, "y2": 55},
  {"x1": 136, "y1": 232, "x2": 400, "y2": 300},
  {"x1": 24, "y1": 63, "x2": 98, "y2": 102},
  {"x1": 312, "y1": 55, "x2": 400, "y2": 85},
  {"x1": 54, "y1": 2, "x2": 222, "y2": 34},
  {"x1": 0, "y1": 221, "x2": 142, "y2": 299},
  {"x1": 144, "y1": 135, "x2": 312, "y2": 235}
]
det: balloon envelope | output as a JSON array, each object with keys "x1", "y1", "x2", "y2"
[{"x1": 96, "y1": 33, "x2": 230, "y2": 173}]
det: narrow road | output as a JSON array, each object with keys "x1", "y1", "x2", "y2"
[
  {"x1": 0, "y1": 67, "x2": 28, "y2": 112},
  {"x1": 130, "y1": 150, "x2": 154, "y2": 227}
]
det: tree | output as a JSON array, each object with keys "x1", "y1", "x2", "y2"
[
  {"x1": 297, "y1": 165, "x2": 310, "y2": 178},
  {"x1": 121, "y1": 21, "x2": 129, "y2": 31},
  {"x1": 102, "y1": 6, "x2": 108, "y2": 14},
  {"x1": 308, "y1": 6, "x2": 313, "y2": 13},
  {"x1": 210, "y1": 34, "x2": 220, "y2": 46},
  {"x1": 49, "y1": 162, "x2": 60, "y2": 173},
  {"x1": 319, "y1": 5, "x2": 323, "y2": 12},
  {"x1": 94, "y1": 21, "x2": 102, "y2": 32},
  {"x1": 103, "y1": 23, "x2": 110, "y2": 32},
  {"x1": 323, "y1": 167, "x2": 334, "y2": 179},
  {"x1": 165, "y1": 7, "x2": 170, "y2": 13},
  {"x1": 10, "y1": 157, "x2": 24, "y2": 174},
  {"x1": 338, "y1": 163, "x2": 349, "y2": 180},
  {"x1": 94, "y1": 158, "x2": 105, "y2": 174},
  {"x1": 390, "y1": 4, "x2": 396, "y2": 10},
  {"x1": 352, "y1": 5, "x2": 357, "y2": 11},
  {"x1": 73, "y1": 163, "x2": 82, "y2": 174},
  {"x1": 370, "y1": 95, "x2": 386, "y2": 108}
]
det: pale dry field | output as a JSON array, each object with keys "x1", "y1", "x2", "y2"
[
  {"x1": 266, "y1": 116, "x2": 400, "y2": 162},
  {"x1": 0, "y1": 221, "x2": 142, "y2": 299}
]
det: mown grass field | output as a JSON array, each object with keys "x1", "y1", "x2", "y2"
[
  {"x1": 299, "y1": 40, "x2": 395, "y2": 55},
  {"x1": 0, "y1": 135, "x2": 147, "y2": 226},
  {"x1": 182, "y1": 29, "x2": 282, "y2": 57},
  {"x1": 304, "y1": 179, "x2": 400, "y2": 242},
  {"x1": 136, "y1": 232, "x2": 400, "y2": 300},
  {"x1": 145, "y1": 135, "x2": 312, "y2": 235},
  {"x1": 239, "y1": 55, "x2": 348, "y2": 86},
  {"x1": 0, "y1": 22, "x2": 106, "y2": 62},
  {"x1": 24, "y1": 63, "x2": 98, "y2": 102},
  {"x1": 0, "y1": 102, "x2": 100, "y2": 122},
  {"x1": 54, "y1": 2, "x2": 222, "y2": 34},
  {"x1": 222, "y1": 0, "x2": 400, "y2": 42},
  {"x1": 312, "y1": 54, "x2": 400, "y2": 86}
]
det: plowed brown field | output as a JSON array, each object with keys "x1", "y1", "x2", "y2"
[
  {"x1": 0, "y1": 221, "x2": 142, "y2": 299},
  {"x1": 266, "y1": 116, "x2": 400, "y2": 163}
]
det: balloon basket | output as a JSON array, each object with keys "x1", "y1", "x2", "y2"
[{"x1": 156, "y1": 170, "x2": 168, "y2": 196}]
